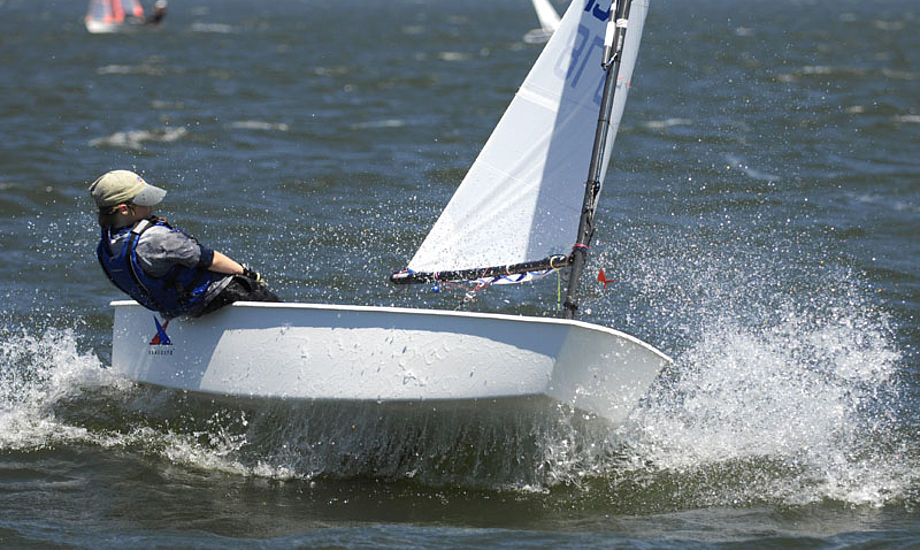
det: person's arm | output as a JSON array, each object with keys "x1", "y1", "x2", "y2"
[
  {"x1": 142, "y1": 227, "x2": 258, "y2": 280},
  {"x1": 208, "y1": 250, "x2": 244, "y2": 275},
  {"x1": 208, "y1": 250, "x2": 264, "y2": 283}
]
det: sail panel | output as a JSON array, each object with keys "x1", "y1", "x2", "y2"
[{"x1": 408, "y1": 0, "x2": 648, "y2": 278}]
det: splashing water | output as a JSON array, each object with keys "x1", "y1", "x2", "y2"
[
  {"x1": 605, "y1": 232, "x2": 917, "y2": 509},
  {"x1": 0, "y1": 325, "x2": 110, "y2": 449},
  {"x1": 0, "y1": 322, "x2": 272, "y2": 479},
  {"x1": 629, "y1": 312, "x2": 906, "y2": 503}
]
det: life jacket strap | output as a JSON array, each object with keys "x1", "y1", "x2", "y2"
[
  {"x1": 131, "y1": 217, "x2": 154, "y2": 236},
  {"x1": 125, "y1": 218, "x2": 166, "y2": 313}
]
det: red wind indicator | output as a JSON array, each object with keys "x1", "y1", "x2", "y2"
[{"x1": 597, "y1": 269, "x2": 615, "y2": 289}]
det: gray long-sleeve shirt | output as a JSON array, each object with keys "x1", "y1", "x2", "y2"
[{"x1": 105, "y1": 221, "x2": 232, "y2": 312}]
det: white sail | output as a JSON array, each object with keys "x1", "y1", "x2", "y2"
[{"x1": 408, "y1": 0, "x2": 648, "y2": 278}]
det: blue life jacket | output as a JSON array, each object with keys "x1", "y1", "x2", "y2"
[{"x1": 97, "y1": 217, "x2": 222, "y2": 319}]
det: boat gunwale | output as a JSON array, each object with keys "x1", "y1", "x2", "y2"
[{"x1": 110, "y1": 299, "x2": 673, "y2": 364}]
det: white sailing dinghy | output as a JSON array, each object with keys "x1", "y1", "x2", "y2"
[
  {"x1": 523, "y1": 0, "x2": 563, "y2": 44},
  {"x1": 85, "y1": 0, "x2": 145, "y2": 34},
  {"x1": 109, "y1": 0, "x2": 670, "y2": 425}
]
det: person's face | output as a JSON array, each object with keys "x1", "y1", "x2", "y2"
[
  {"x1": 113, "y1": 203, "x2": 152, "y2": 218},
  {"x1": 133, "y1": 204, "x2": 153, "y2": 218}
]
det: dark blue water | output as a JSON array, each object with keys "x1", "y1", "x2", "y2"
[{"x1": 1, "y1": 0, "x2": 918, "y2": 547}]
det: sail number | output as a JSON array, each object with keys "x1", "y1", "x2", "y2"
[
  {"x1": 584, "y1": 0, "x2": 612, "y2": 22},
  {"x1": 555, "y1": 0, "x2": 615, "y2": 105}
]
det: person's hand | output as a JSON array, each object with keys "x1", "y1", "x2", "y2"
[{"x1": 241, "y1": 266, "x2": 266, "y2": 286}]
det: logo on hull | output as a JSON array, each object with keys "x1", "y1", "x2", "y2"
[{"x1": 149, "y1": 317, "x2": 172, "y2": 345}]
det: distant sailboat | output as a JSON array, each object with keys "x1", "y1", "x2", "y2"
[
  {"x1": 523, "y1": 0, "x2": 562, "y2": 44},
  {"x1": 85, "y1": 0, "x2": 145, "y2": 34}
]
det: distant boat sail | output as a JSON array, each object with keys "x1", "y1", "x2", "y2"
[
  {"x1": 524, "y1": 0, "x2": 563, "y2": 44},
  {"x1": 85, "y1": 0, "x2": 145, "y2": 34}
]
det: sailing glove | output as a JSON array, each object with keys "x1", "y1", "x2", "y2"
[{"x1": 241, "y1": 266, "x2": 265, "y2": 286}]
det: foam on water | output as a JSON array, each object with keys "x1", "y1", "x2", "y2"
[
  {"x1": 190, "y1": 22, "x2": 234, "y2": 34},
  {"x1": 228, "y1": 120, "x2": 291, "y2": 132},
  {"x1": 88, "y1": 127, "x2": 188, "y2": 150}
]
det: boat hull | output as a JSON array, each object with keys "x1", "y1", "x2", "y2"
[
  {"x1": 85, "y1": 19, "x2": 140, "y2": 33},
  {"x1": 110, "y1": 301, "x2": 670, "y2": 424}
]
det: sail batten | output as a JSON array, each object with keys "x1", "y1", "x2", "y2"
[
  {"x1": 399, "y1": 0, "x2": 648, "y2": 284},
  {"x1": 516, "y1": 85, "x2": 563, "y2": 113}
]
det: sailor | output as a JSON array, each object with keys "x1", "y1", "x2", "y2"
[{"x1": 90, "y1": 169, "x2": 280, "y2": 319}]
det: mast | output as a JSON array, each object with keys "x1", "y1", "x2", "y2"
[{"x1": 562, "y1": 0, "x2": 634, "y2": 320}]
